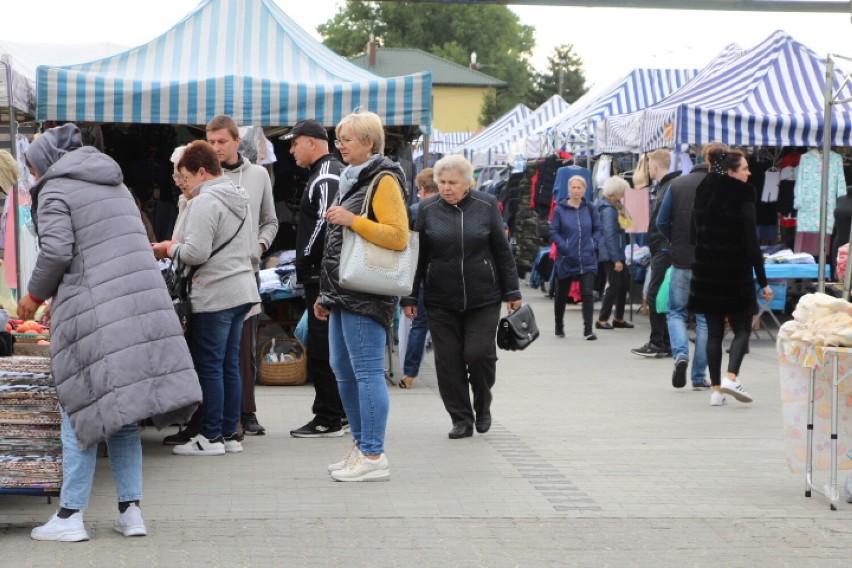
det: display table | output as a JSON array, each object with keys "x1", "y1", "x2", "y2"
[
  {"x1": 0, "y1": 356, "x2": 60, "y2": 498},
  {"x1": 754, "y1": 264, "x2": 829, "y2": 340},
  {"x1": 777, "y1": 340, "x2": 852, "y2": 509}
]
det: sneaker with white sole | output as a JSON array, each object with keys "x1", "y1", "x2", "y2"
[
  {"x1": 710, "y1": 391, "x2": 727, "y2": 406},
  {"x1": 290, "y1": 420, "x2": 345, "y2": 438},
  {"x1": 720, "y1": 377, "x2": 753, "y2": 403},
  {"x1": 692, "y1": 380, "x2": 711, "y2": 391},
  {"x1": 328, "y1": 442, "x2": 361, "y2": 473},
  {"x1": 223, "y1": 432, "x2": 244, "y2": 453},
  {"x1": 31, "y1": 511, "x2": 89, "y2": 542},
  {"x1": 331, "y1": 453, "x2": 390, "y2": 482},
  {"x1": 172, "y1": 434, "x2": 226, "y2": 456},
  {"x1": 113, "y1": 504, "x2": 147, "y2": 537}
]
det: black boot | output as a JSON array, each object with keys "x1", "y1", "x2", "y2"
[{"x1": 555, "y1": 322, "x2": 565, "y2": 338}]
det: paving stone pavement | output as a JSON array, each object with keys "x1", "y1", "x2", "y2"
[{"x1": 2, "y1": 289, "x2": 851, "y2": 566}]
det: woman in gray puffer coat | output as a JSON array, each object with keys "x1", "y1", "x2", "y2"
[{"x1": 19, "y1": 123, "x2": 201, "y2": 542}]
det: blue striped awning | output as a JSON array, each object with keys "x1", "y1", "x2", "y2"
[
  {"x1": 454, "y1": 96, "x2": 570, "y2": 164},
  {"x1": 36, "y1": 0, "x2": 432, "y2": 128},
  {"x1": 599, "y1": 44, "x2": 746, "y2": 153},
  {"x1": 639, "y1": 31, "x2": 852, "y2": 149},
  {"x1": 546, "y1": 68, "x2": 698, "y2": 153}
]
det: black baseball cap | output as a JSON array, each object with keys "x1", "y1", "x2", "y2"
[{"x1": 280, "y1": 119, "x2": 328, "y2": 141}]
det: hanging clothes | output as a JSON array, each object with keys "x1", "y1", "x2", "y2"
[
  {"x1": 794, "y1": 149, "x2": 847, "y2": 233},
  {"x1": 553, "y1": 165, "x2": 593, "y2": 204},
  {"x1": 623, "y1": 186, "x2": 650, "y2": 233},
  {"x1": 593, "y1": 155, "x2": 612, "y2": 191}
]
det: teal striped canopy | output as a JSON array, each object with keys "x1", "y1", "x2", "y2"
[{"x1": 36, "y1": 0, "x2": 432, "y2": 128}]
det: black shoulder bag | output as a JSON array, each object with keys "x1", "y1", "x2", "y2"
[{"x1": 169, "y1": 214, "x2": 247, "y2": 334}]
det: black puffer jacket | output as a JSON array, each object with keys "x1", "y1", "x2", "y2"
[
  {"x1": 403, "y1": 191, "x2": 521, "y2": 312},
  {"x1": 319, "y1": 157, "x2": 407, "y2": 327}
]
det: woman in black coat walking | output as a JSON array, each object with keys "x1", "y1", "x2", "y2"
[{"x1": 689, "y1": 148, "x2": 772, "y2": 406}]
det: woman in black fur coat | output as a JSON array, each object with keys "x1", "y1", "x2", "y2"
[{"x1": 689, "y1": 148, "x2": 773, "y2": 406}]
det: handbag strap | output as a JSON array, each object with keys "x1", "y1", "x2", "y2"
[{"x1": 175, "y1": 213, "x2": 248, "y2": 300}]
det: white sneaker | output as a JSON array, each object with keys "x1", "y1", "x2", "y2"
[
  {"x1": 331, "y1": 453, "x2": 390, "y2": 482},
  {"x1": 31, "y1": 511, "x2": 89, "y2": 542},
  {"x1": 328, "y1": 442, "x2": 361, "y2": 473},
  {"x1": 224, "y1": 433, "x2": 244, "y2": 453},
  {"x1": 113, "y1": 504, "x2": 147, "y2": 537},
  {"x1": 710, "y1": 391, "x2": 727, "y2": 406},
  {"x1": 721, "y1": 377, "x2": 753, "y2": 403},
  {"x1": 172, "y1": 434, "x2": 225, "y2": 456}
]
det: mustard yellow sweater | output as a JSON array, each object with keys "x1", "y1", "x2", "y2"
[{"x1": 350, "y1": 175, "x2": 409, "y2": 251}]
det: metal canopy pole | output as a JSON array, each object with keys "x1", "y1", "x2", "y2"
[{"x1": 818, "y1": 56, "x2": 834, "y2": 293}]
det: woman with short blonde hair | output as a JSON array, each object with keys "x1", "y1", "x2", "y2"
[{"x1": 334, "y1": 111, "x2": 385, "y2": 155}]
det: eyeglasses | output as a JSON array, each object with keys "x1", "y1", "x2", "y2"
[
  {"x1": 172, "y1": 173, "x2": 189, "y2": 183},
  {"x1": 334, "y1": 138, "x2": 358, "y2": 148}
]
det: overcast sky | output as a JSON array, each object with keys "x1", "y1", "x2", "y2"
[{"x1": 2, "y1": 1, "x2": 850, "y2": 90}]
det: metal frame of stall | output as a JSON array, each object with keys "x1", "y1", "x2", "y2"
[{"x1": 804, "y1": 52, "x2": 852, "y2": 510}]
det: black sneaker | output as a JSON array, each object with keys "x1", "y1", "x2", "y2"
[
  {"x1": 290, "y1": 420, "x2": 345, "y2": 438},
  {"x1": 241, "y1": 413, "x2": 266, "y2": 436},
  {"x1": 631, "y1": 343, "x2": 664, "y2": 358},
  {"x1": 672, "y1": 359, "x2": 688, "y2": 388},
  {"x1": 162, "y1": 427, "x2": 197, "y2": 446}
]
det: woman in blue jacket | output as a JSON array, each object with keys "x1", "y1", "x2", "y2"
[
  {"x1": 594, "y1": 176, "x2": 634, "y2": 330},
  {"x1": 550, "y1": 176, "x2": 601, "y2": 340}
]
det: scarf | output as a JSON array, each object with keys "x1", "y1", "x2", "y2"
[
  {"x1": 338, "y1": 154, "x2": 382, "y2": 198},
  {"x1": 614, "y1": 198, "x2": 634, "y2": 230}
]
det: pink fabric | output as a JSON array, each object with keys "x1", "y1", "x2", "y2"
[{"x1": 624, "y1": 186, "x2": 650, "y2": 233}]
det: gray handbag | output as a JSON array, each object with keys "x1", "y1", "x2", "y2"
[{"x1": 339, "y1": 173, "x2": 419, "y2": 296}]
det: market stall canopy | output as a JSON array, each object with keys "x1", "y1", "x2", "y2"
[
  {"x1": 634, "y1": 30, "x2": 852, "y2": 150},
  {"x1": 545, "y1": 67, "x2": 699, "y2": 154},
  {"x1": 597, "y1": 43, "x2": 747, "y2": 154},
  {"x1": 35, "y1": 0, "x2": 432, "y2": 128},
  {"x1": 413, "y1": 129, "x2": 474, "y2": 156},
  {"x1": 454, "y1": 96, "x2": 569, "y2": 165},
  {"x1": 1, "y1": 41, "x2": 128, "y2": 116}
]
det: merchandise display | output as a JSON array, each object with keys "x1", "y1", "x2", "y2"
[{"x1": 0, "y1": 356, "x2": 61, "y2": 493}]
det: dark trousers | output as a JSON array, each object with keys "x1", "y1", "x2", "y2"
[
  {"x1": 705, "y1": 313, "x2": 752, "y2": 386},
  {"x1": 647, "y1": 252, "x2": 671, "y2": 350},
  {"x1": 427, "y1": 302, "x2": 501, "y2": 426},
  {"x1": 303, "y1": 282, "x2": 345, "y2": 425},
  {"x1": 598, "y1": 261, "x2": 630, "y2": 322},
  {"x1": 239, "y1": 313, "x2": 259, "y2": 414},
  {"x1": 554, "y1": 272, "x2": 595, "y2": 335}
]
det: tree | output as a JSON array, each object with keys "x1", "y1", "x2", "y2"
[
  {"x1": 318, "y1": 1, "x2": 538, "y2": 125},
  {"x1": 532, "y1": 44, "x2": 588, "y2": 107}
]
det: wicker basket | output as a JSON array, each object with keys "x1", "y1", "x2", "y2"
[
  {"x1": 12, "y1": 334, "x2": 51, "y2": 357},
  {"x1": 258, "y1": 337, "x2": 307, "y2": 386}
]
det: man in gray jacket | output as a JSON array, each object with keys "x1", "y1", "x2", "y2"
[
  {"x1": 207, "y1": 115, "x2": 277, "y2": 435},
  {"x1": 19, "y1": 123, "x2": 201, "y2": 542}
]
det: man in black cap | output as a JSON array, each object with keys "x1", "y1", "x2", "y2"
[{"x1": 283, "y1": 120, "x2": 347, "y2": 437}]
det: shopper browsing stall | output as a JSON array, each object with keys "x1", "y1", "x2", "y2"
[{"x1": 19, "y1": 123, "x2": 201, "y2": 542}]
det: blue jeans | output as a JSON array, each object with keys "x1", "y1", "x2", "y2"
[
  {"x1": 60, "y1": 410, "x2": 142, "y2": 510},
  {"x1": 666, "y1": 267, "x2": 708, "y2": 384},
  {"x1": 403, "y1": 286, "x2": 428, "y2": 377},
  {"x1": 328, "y1": 309, "x2": 390, "y2": 456},
  {"x1": 190, "y1": 303, "x2": 252, "y2": 440}
]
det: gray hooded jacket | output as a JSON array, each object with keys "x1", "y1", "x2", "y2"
[
  {"x1": 26, "y1": 133, "x2": 201, "y2": 450},
  {"x1": 170, "y1": 176, "x2": 260, "y2": 313}
]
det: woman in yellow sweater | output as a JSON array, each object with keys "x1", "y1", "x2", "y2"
[{"x1": 315, "y1": 111, "x2": 408, "y2": 482}]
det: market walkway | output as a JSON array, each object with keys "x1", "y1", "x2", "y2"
[{"x1": 2, "y1": 288, "x2": 850, "y2": 567}]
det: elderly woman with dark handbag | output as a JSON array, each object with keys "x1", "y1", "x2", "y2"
[
  {"x1": 402, "y1": 155, "x2": 523, "y2": 440},
  {"x1": 315, "y1": 111, "x2": 410, "y2": 482}
]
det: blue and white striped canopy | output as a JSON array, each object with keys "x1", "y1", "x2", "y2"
[
  {"x1": 36, "y1": 0, "x2": 432, "y2": 128},
  {"x1": 413, "y1": 129, "x2": 473, "y2": 155},
  {"x1": 453, "y1": 103, "x2": 531, "y2": 159},
  {"x1": 454, "y1": 96, "x2": 570, "y2": 164},
  {"x1": 546, "y1": 68, "x2": 698, "y2": 153},
  {"x1": 637, "y1": 31, "x2": 852, "y2": 150},
  {"x1": 598, "y1": 44, "x2": 746, "y2": 153}
]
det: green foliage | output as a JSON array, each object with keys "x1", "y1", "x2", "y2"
[
  {"x1": 531, "y1": 44, "x2": 588, "y2": 106},
  {"x1": 318, "y1": 1, "x2": 539, "y2": 126}
]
